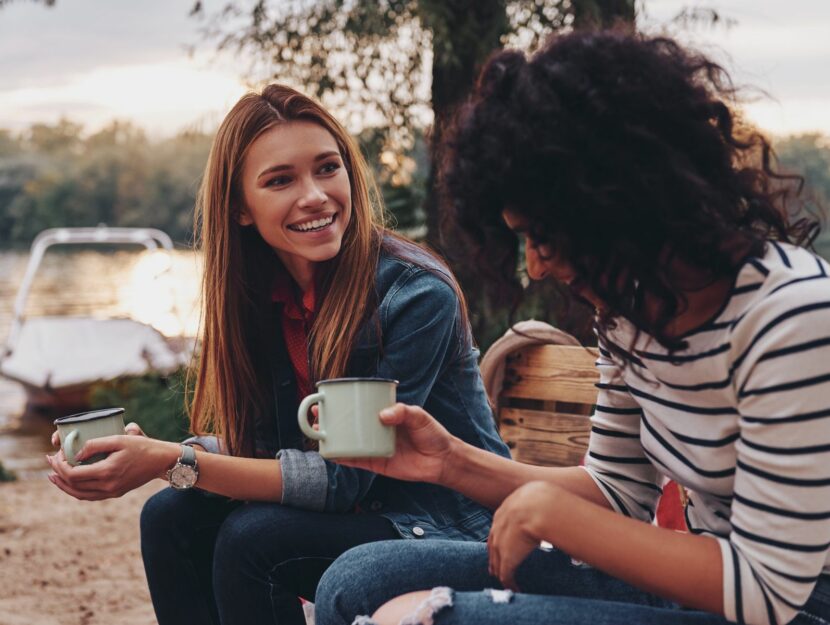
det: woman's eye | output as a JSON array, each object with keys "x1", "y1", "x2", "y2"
[
  {"x1": 319, "y1": 162, "x2": 340, "y2": 175},
  {"x1": 267, "y1": 175, "x2": 292, "y2": 187}
]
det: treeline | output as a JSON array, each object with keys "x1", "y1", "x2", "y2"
[
  {"x1": 0, "y1": 120, "x2": 425, "y2": 248},
  {"x1": 0, "y1": 120, "x2": 210, "y2": 246},
  {"x1": 776, "y1": 134, "x2": 830, "y2": 259},
  {"x1": 1, "y1": 120, "x2": 828, "y2": 256}
]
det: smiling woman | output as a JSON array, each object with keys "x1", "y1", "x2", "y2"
[
  {"x1": 238, "y1": 121, "x2": 353, "y2": 290},
  {"x1": 44, "y1": 84, "x2": 510, "y2": 625}
]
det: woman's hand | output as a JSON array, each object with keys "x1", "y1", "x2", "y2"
[
  {"x1": 45, "y1": 434, "x2": 177, "y2": 501},
  {"x1": 488, "y1": 481, "x2": 564, "y2": 591},
  {"x1": 334, "y1": 403, "x2": 457, "y2": 485}
]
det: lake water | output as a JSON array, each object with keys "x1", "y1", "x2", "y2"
[{"x1": 0, "y1": 248, "x2": 202, "y2": 479}]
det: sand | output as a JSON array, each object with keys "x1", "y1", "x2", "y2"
[{"x1": 0, "y1": 478, "x2": 165, "y2": 625}]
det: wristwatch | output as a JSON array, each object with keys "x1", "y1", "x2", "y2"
[{"x1": 166, "y1": 444, "x2": 199, "y2": 490}]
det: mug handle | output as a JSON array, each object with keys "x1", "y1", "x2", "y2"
[
  {"x1": 63, "y1": 429, "x2": 79, "y2": 465},
  {"x1": 297, "y1": 392, "x2": 325, "y2": 441}
]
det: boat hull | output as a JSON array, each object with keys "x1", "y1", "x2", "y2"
[{"x1": 19, "y1": 382, "x2": 94, "y2": 416}]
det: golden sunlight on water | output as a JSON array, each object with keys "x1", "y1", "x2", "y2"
[
  {"x1": 116, "y1": 250, "x2": 202, "y2": 338},
  {"x1": 0, "y1": 248, "x2": 202, "y2": 478}
]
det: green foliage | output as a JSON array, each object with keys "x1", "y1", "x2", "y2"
[
  {"x1": 191, "y1": 1, "x2": 570, "y2": 150},
  {"x1": 0, "y1": 120, "x2": 211, "y2": 247},
  {"x1": 0, "y1": 460, "x2": 17, "y2": 482},
  {"x1": 358, "y1": 127, "x2": 428, "y2": 232},
  {"x1": 89, "y1": 368, "x2": 191, "y2": 443},
  {"x1": 775, "y1": 134, "x2": 830, "y2": 259}
]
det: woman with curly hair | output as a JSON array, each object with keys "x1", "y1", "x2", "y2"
[{"x1": 314, "y1": 30, "x2": 830, "y2": 625}]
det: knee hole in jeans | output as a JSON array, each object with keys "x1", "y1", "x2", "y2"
[{"x1": 350, "y1": 587, "x2": 454, "y2": 625}]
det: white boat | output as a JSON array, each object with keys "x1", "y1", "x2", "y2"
[{"x1": 0, "y1": 227, "x2": 192, "y2": 413}]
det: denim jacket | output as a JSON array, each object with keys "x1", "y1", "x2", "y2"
[{"x1": 190, "y1": 238, "x2": 510, "y2": 542}]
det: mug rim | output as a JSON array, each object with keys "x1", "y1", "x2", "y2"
[
  {"x1": 54, "y1": 407, "x2": 125, "y2": 425},
  {"x1": 316, "y1": 377, "x2": 398, "y2": 386}
]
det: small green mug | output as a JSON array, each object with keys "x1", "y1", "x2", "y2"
[
  {"x1": 297, "y1": 378, "x2": 397, "y2": 459},
  {"x1": 54, "y1": 407, "x2": 126, "y2": 466}
]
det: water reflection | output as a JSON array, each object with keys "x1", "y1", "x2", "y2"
[{"x1": 0, "y1": 248, "x2": 202, "y2": 479}]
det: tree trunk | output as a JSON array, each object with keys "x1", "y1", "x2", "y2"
[{"x1": 421, "y1": 0, "x2": 509, "y2": 252}]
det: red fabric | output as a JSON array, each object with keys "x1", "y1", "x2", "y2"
[
  {"x1": 580, "y1": 456, "x2": 687, "y2": 531},
  {"x1": 656, "y1": 480, "x2": 688, "y2": 531},
  {"x1": 271, "y1": 271, "x2": 316, "y2": 401}
]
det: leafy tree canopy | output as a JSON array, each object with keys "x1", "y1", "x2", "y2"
[{"x1": 189, "y1": 1, "x2": 635, "y2": 148}]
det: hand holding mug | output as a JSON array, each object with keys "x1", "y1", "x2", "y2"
[
  {"x1": 334, "y1": 403, "x2": 456, "y2": 485},
  {"x1": 47, "y1": 432, "x2": 175, "y2": 501}
]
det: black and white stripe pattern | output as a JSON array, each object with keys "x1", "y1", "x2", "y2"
[{"x1": 582, "y1": 242, "x2": 830, "y2": 625}]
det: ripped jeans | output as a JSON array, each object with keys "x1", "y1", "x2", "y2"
[{"x1": 315, "y1": 540, "x2": 830, "y2": 625}]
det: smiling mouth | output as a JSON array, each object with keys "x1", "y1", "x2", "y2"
[{"x1": 287, "y1": 214, "x2": 336, "y2": 233}]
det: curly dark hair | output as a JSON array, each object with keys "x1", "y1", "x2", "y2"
[{"x1": 441, "y1": 29, "x2": 818, "y2": 351}]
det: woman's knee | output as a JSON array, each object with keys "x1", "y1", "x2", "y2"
[
  {"x1": 315, "y1": 541, "x2": 420, "y2": 625},
  {"x1": 372, "y1": 590, "x2": 442, "y2": 625},
  {"x1": 213, "y1": 501, "x2": 305, "y2": 572},
  {"x1": 140, "y1": 488, "x2": 187, "y2": 547},
  {"x1": 141, "y1": 487, "x2": 230, "y2": 553}
]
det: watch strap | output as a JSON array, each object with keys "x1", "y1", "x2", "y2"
[{"x1": 180, "y1": 443, "x2": 197, "y2": 467}]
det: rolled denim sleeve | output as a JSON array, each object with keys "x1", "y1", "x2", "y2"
[
  {"x1": 182, "y1": 435, "x2": 223, "y2": 454},
  {"x1": 277, "y1": 448, "x2": 328, "y2": 511},
  {"x1": 322, "y1": 269, "x2": 460, "y2": 512}
]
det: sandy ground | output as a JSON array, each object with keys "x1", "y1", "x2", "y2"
[{"x1": 0, "y1": 478, "x2": 165, "y2": 625}]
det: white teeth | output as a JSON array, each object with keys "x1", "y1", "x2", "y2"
[{"x1": 291, "y1": 215, "x2": 334, "y2": 231}]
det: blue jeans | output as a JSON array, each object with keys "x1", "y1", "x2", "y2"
[
  {"x1": 315, "y1": 540, "x2": 830, "y2": 625},
  {"x1": 140, "y1": 488, "x2": 399, "y2": 625}
]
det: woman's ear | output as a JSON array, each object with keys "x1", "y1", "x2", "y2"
[{"x1": 237, "y1": 207, "x2": 253, "y2": 226}]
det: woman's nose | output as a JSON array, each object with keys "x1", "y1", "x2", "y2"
[
  {"x1": 525, "y1": 247, "x2": 550, "y2": 281},
  {"x1": 297, "y1": 179, "x2": 327, "y2": 209}
]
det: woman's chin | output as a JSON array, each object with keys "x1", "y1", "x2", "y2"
[{"x1": 295, "y1": 241, "x2": 345, "y2": 265}]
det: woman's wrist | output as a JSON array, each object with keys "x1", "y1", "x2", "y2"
[
  {"x1": 155, "y1": 440, "x2": 185, "y2": 480},
  {"x1": 439, "y1": 435, "x2": 468, "y2": 487}
]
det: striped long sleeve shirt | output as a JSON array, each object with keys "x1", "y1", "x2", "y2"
[{"x1": 582, "y1": 241, "x2": 830, "y2": 625}]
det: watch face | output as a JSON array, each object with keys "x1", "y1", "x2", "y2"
[{"x1": 170, "y1": 464, "x2": 198, "y2": 489}]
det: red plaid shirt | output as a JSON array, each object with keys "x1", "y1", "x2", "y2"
[{"x1": 271, "y1": 272, "x2": 316, "y2": 401}]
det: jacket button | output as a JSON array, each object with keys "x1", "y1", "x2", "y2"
[
  {"x1": 412, "y1": 526, "x2": 425, "y2": 537},
  {"x1": 369, "y1": 500, "x2": 383, "y2": 512}
]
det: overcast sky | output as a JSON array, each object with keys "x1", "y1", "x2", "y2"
[{"x1": 0, "y1": 0, "x2": 828, "y2": 137}]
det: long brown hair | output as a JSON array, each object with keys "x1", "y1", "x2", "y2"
[{"x1": 190, "y1": 84, "x2": 386, "y2": 456}]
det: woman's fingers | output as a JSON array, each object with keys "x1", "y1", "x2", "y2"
[
  {"x1": 124, "y1": 422, "x2": 145, "y2": 436},
  {"x1": 488, "y1": 528, "x2": 520, "y2": 590},
  {"x1": 51, "y1": 430, "x2": 60, "y2": 448},
  {"x1": 377, "y1": 403, "x2": 414, "y2": 425},
  {"x1": 73, "y1": 435, "x2": 125, "y2": 464},
  {"x1": 487, "y1": 527, "x2": 500, "y2": 579},
  {"x1": 45, "y1": 444, "x2": 115, "y2": 484},
  {"x1": 47, "y1": 473, "x2": 110, "y2": 501},
  {"x1": 498, "y1": 554, "x2": 520, "y2": 592}
]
